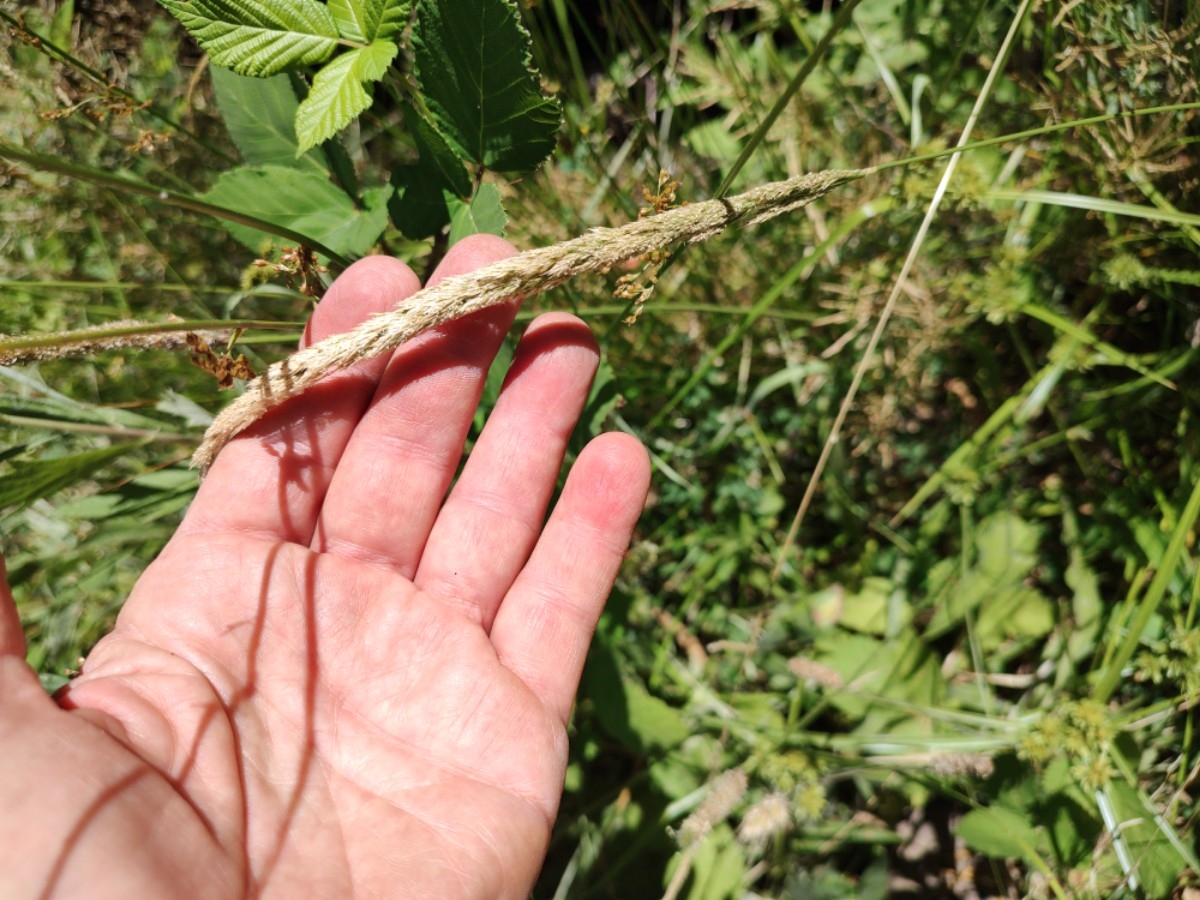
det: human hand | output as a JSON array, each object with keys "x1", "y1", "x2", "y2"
[{"x1": 0, "y1": 235, "x2": 651, "y2": 898}]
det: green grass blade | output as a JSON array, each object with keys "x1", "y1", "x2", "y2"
[
  {"x1": 1093, "y1": 474, "x2": 1200, "y2": 704},
  {"x1": 0, "y1": 142, "x2": 351, "y2": 268},
  {"x1": 987, "y1": 187, "x2": 1200, "y2": 229},
  {"x1": 0, "y1": 443, "x2": 142, "y2": 512}
]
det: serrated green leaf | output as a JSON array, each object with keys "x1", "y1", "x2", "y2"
[
  {"x1": 201, "y1": 165, "x2": 392, "y2": 257},
  {"x1": 328, "y1": 0, "x2": 411, "y2": 43},
  {"x1": 387, "y1": 102, "x2": 472, "y2": 239},
  {"x1": 328, "y1": 0, "x2": 373, "y2": 42},
  {"x1": 373, "y1": 0, "x2": 411, "y2": 41},
  {"x1": 0, "y1": 444, "x2": 136, "y2": 512},
  {"x1": 294, "y1": 42, "x2": 398, "y2": 152},
  {"x1": 158, "y1": 0, "x2": 339, "y2": 77},
  {"x1": 406, "y1": 102, "x2": 472, "y2": 194},
  {"x1": 353, "y1": 38, "x2": 398, "y2": 80},
  {"x1": 447, "y1": 183, "x2": 507, "y2": 245},
  {"x1": 210, "y1": 67, "x2": 327, "y2": 171},
  {"x1": 412, "y1": 0, "x2": 561, "y2": 171},
  {"x1": 389, "y1": 166, "x2": 452, "y2": 239},
  {"x1": 294, "y1": 53, "x2": 368, "y2": 151}
]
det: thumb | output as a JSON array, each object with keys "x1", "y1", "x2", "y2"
[{"x1": 0, "y1": 551, "x2": 27, "y2": 660}]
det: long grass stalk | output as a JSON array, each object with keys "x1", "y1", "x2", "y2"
[
  {"x1": 0, "y1": 142, "x2": 351, "y2": 268},
  {"x1": 191, "y1": 168, "x2": 867, "y2": 469}
]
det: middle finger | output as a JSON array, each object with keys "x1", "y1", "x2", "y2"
[{"x1": 312, "y1": 235, "x2": 519, "y2": 576}]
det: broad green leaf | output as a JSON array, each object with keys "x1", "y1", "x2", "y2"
[
  {"x1": 1042, "y1": 793, "x2": 1101, "y2": 868},
  {"x1": 838, "y1": 576, "x2": 895, "y2": 636},
  {"x1": 976, "y1": 512, "x2": 1039, "y2": 581},
  {"x1": 412, "y1": 0, "x2": 561, "y2": 171},
  {"x1": 329, "y1": 184, "x2": 394, "y2": 260},
  {"x1": 201, "y1": 166, "x2": 392, "y2": 257},
  {"x1": 814, "y1": 629, "x2": 941, "y2": 735},
  {"x1": 447, "y1": 183, "x2": 507, "y2": 245},
  {"x1": 927, "y1": 512, "x2": 1042, "y2": 637},
  {"x1": 583, "y1": 637, "x2": 689, "y2": 753},
  {"x1": 975, "y1": 585, "x2": 1055, "y2": 648},
  {"x1": 956, "y1": 806, "x2": 1047, "y2": 865},
  {"x1": 158, "y1": 0, "x2": 339, "y2": 77},
  {"x1": 0, "y1": 444, "x2": 136, "y2": 512},
  {"x1": 389, "y1": 165, "x2": 454, "y2": 239},
  {"x1": 210, "y1": 67, "x2": 326, "y2": 171},
  {"x1": 294, "y1": 41, "x2": 398, "y2": 152},
  {"x1": 647, "y1": 752, "x2": 705, "y2": 802},
  {"x1": 622, "y1": 681, "x2": 689, "y2": 751},
  {"x1": 328, "y1": 0, "x2": 411, "y2": 43}
]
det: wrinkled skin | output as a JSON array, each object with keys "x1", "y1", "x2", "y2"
[{"x1": 0, "y1": 236, "x2": 651, "y2": 899}]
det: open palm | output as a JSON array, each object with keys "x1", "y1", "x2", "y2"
[{"x1": 0, "y1": 236, "x2": 650, "y2": 898}]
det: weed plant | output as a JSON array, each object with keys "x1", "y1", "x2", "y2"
[{"x1": 2, "y1": 0, "x2": 1199, "y2": 897}]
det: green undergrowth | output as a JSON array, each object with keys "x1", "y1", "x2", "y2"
[{"x1": 2, "y1": 0, "x2": 1199, "y2": 896}]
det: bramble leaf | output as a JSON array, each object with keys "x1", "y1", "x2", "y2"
[
  {"x1": 328, "y1": 0, "x2": 411, "y2": 43},
  {"x1": 353, "y1": 37, "x2": 398, "y2": 80},
  {"x1": 294, "y1": 41, "x2": 399, "y2": 152},
  {"x1": 412, "y1": 0, "x2": 561, "y2": 171},
  {"x1": 406, "y1": 102, "x2": 472, "y2": 195},
  {"x1": 388, "y1": 166, "x2": 450, "y2": 239},
  {"x1": 387, "y1": 102, "x2": 471, "y2": 239},
  {"x1": 210, "y1": 67, "x2": 327, "y2": 171},
  {"x1": 157, "y1": 0, "x2": 339, "y2": 76},
  {"x1": 201, "y1": 165, "x2": 392, "y2": 258},
  {"x1": 448, "y1": 183, "x2": 507, "y2": 245}
]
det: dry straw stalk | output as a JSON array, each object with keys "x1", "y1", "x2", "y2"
[
  {"x1": 193, "y1": 168, "x2": 868, "y2": 471},
  {"x1": 0, "y1": 319, "x2": 230, "y2": 366}
]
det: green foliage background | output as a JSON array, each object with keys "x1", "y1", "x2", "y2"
[{"x1": 2, "y1": 0, "x2": 1200, "y2": 896}]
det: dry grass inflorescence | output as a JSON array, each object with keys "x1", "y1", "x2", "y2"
[{"x1": 3, "y1": 0, "x2": 1200, "y2": 897}]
